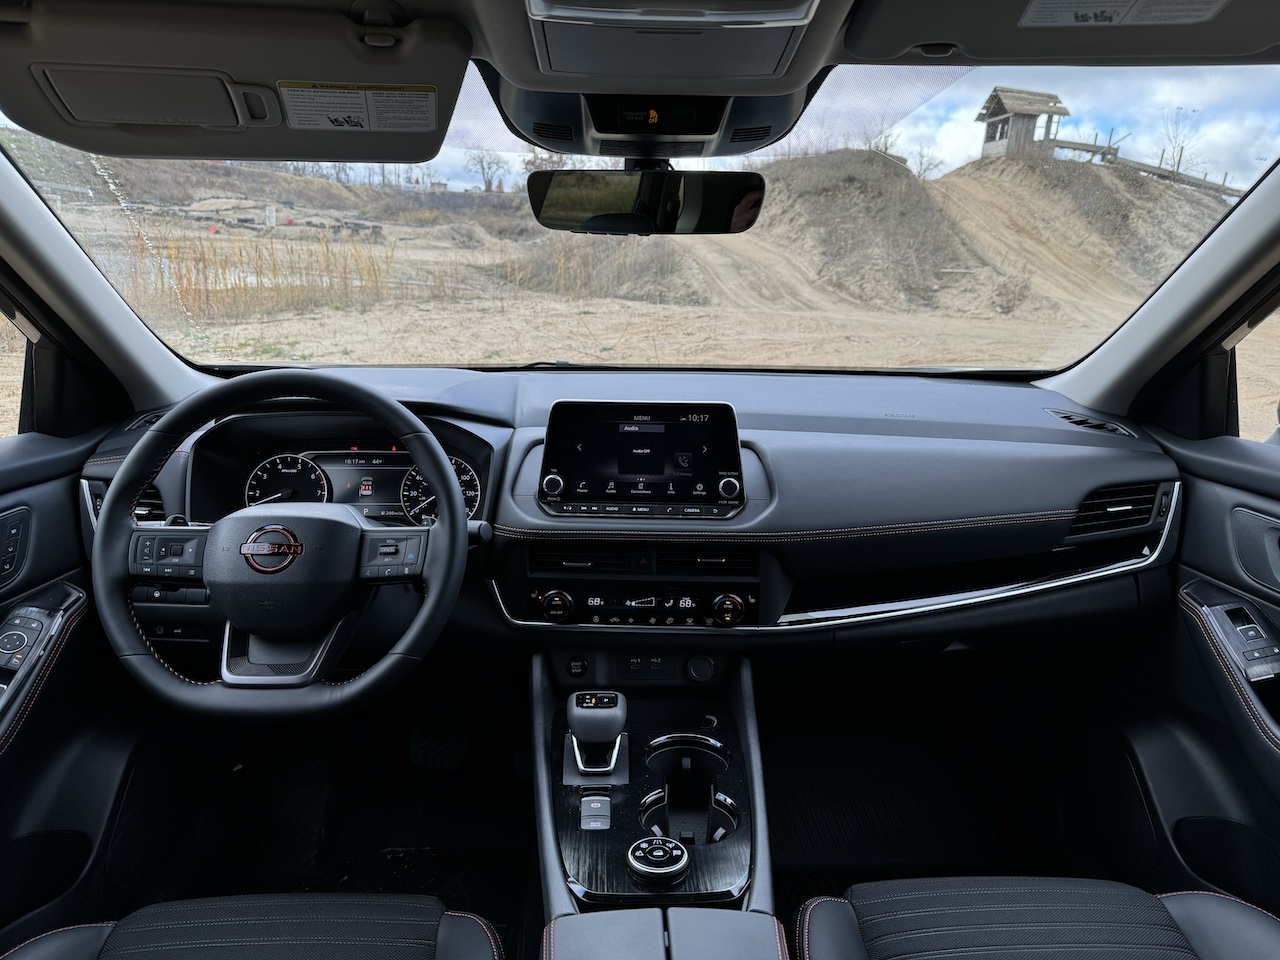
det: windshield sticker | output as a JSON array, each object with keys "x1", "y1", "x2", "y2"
[
  {"x1": 1020, "y1": 0, "x2": 1229, "y2": 26},
  {"x1": 277, "y1": 82, "x2": 437, "y2": 132}
]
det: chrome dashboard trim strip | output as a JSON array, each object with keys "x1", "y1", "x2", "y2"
[{"x1": 488, "y1": 481, "x2": 1181, "y2": 634}]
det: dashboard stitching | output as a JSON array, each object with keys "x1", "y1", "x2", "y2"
[
  {"x1": 0, "y1": 603, "x2": 86, "y2": 760},
  {"x1": 1178, "y1": 596, "x2": 1280, "y2": 754},
  {"x1": 494, "y1": 510, "x2": 1074, "y2": 543}
]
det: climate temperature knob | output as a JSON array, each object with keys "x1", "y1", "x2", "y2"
[
  {"x1": 718, "y1": 477, "x2": 742, "y2": 499},
  {"x1": 541, "y1": 590, "x2": 574, "y2": 623},
  {"x1": 542, "y1": 474, "x2": 565, "y2": 495}
]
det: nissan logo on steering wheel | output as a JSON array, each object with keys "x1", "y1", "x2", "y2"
[{"x1": 239, "y1": 525, "x2": 304, "y2": 573}]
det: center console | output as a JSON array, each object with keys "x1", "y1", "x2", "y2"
[{"x1": 531, "y1": 653, "x2": 773, "y2": 921}]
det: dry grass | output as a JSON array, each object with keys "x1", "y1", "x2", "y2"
[{"x1": 119, "y1": 230, "x2": 398, "y2": 323}]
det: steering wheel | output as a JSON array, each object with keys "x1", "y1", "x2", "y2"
[{"x1": 91, "y1": 369, "x2": 468, "y2": 717}]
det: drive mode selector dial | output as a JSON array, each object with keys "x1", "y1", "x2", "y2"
[{"x1": 627, "y1": 837, "x2": 690, "y2": 884}]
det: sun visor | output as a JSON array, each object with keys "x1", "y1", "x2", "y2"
[{"x1": 0, "y1": 2, "x2": 471, "y2": 161}]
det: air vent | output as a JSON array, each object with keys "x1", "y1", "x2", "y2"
[
  {"x1": 127, "y1": 410, "x2": 167, "y2": 431},
  {"x1": 656, "y1": 547, "x2": 757, "y2": 576},
  {"x1": 1047, "y1": 408, "x2": 1134, "y2": 437},
  {"x1": 1068, "y1": 483, "x2": 1159, "y2": 537},
  {"x1": 600, "y1": 140, "x2": 704, "y2": 157},
  {"x1": 530, "y1": 544, "x2": 631, "y2": 574},
  {"x1": 87, "y1": 480, "x2": 165, "y2": 523},
  {"x1": 132, "y1": 485, "x2": 166, "y2": 522},
  {"x1": 532, "y1": 121, "x2": 574, "y2": 142},
  {"x1": 729, "y1": 125, "x2": 772, "y2": 143}
]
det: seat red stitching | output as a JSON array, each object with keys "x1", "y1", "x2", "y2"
[
  {"x1": 773, "y1": 917, "x2": 789, "y2": 960},
  {"x1": 0, "y1": 922, "x2": 115, "y2": 960},
  {"x1": 445, "y1": 911, "x2": 502, "y2": 960},
  {"x1": 1158, "y1": 890, "x2": 1280, "y2": 926},
  {"x1": 801, "y1": 897, "x2": 848, "y2": 960}
]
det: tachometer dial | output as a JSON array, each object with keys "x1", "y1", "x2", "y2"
[
  {"x1": 245, "y1": 455, "x2": 329, "y2": 507},
  {"x1": 400, "y1": 457, "x2": 481, "y2": 521}
]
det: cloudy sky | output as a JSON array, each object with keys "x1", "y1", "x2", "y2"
[{"x1": 436, "y1": 62, "x2": 1280, "y2": 191}]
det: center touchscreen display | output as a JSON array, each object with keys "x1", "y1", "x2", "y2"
[{"x1": 539, "y1": 401, "x2": 744, "y2": 518}]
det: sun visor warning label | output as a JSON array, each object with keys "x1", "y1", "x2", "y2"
[
  {"x1": 277, "y1": 82, "x2": 437, "y2": 132},
  {"x1": 1020, "y1": 0, "x2": 1229, "y2": 26}
]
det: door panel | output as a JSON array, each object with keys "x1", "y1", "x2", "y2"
[{"x1": 1130, "y1": 428, "x2": 1280, "y2": 913}]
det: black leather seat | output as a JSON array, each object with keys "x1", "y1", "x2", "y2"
[
  {"x1": 795, "y1": 876, "x2": 1280, "y2": 960},
  {"x1": 2, "y1": 893, "x2": 501, "y2": 960}
]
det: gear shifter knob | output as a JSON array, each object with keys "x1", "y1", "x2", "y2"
[{"x1": 567, "y1": 691, "x2": 627, "y2": 774}]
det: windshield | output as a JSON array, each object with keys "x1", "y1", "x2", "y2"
[{"x1": 2, "y1": 63, "x2": 1276, "y2": 372}]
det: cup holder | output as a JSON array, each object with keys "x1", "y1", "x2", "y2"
[{"x1": 640, "y1": 733, "x2": 739, "y2": 845}]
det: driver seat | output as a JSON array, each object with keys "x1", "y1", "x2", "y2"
[{"x1": 2, "y1": 894, "x2": 501, "y2": 960}]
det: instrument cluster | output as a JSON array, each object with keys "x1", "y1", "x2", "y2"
[{"x1": 244, "y1": 449, "x2": 482, "y2": 522}]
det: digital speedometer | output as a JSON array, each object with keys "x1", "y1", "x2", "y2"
[
  {"x1": 400, "y1": 457, "x2": 481, "y2": 521},
  {"x1": 244, "y1": 455, "x2": 329, "y2": 506}
]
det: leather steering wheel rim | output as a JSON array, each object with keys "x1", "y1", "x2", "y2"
[{"x1": 90, "y1": 369, "x2": 468, "y2": 718}]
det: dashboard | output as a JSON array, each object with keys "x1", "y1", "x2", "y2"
[{"x1": 81, "y1": 369, "x2": 1183, "y2": 660}]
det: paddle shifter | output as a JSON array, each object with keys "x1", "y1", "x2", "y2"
[{"x1": 567, "y1": 690, "x2": 627, "y2": 775}]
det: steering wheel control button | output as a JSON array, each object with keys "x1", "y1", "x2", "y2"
[
  {"x1": 627, "y1": 837, "x2": 690, "y2": 884},
  {"x1": 359, "y1": 536, "x2": 425, "y2": 581},
  {"x1": 542, "y1": 590, "x2": 574, "y2": 622},
  {"x1": 0, "y1": 632, "x2": 28, "y2": 654},
  {"x1": 711, "y1": 594, "x2": 745, "y2": 626}
]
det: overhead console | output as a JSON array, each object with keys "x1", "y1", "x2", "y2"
[{"x1": 526, "y1": 0, "x2": 816, "y2": 79}]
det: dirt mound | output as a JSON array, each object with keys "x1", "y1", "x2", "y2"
[
  {"x1": 755, "y1": 149, "x2": 982, "y2": 311},
  {"x1": 938, "y1": 157, "x2": 1227, "y2": 294},
  {"x1": 749, "y1": 149, "x2": 1232, "y2": 327}
]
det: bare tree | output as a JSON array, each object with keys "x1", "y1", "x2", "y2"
[
  {"x1": 909, "y1": 144, "x2": 944, "y2": 179},
  {"x1": 465, "y1": 150, "x2": 511, "y2": 192},
  {"x1": 1151, "y1": 106, "x2": 1210, "y2": 175},
  {"x1": 521, "y1": 145, "x2": 625, "y2": 175},
  {"x1": 858, "y1": 113, "x2": 903, "y2": 158}
]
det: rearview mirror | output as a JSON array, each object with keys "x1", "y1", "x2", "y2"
[{"x1": 527, "y1": 170, "x2": 765, "y2": 235}]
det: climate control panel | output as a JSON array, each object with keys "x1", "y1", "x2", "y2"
[{"x1": 527, "y1": 580, "x2": 757, "y2": 628}]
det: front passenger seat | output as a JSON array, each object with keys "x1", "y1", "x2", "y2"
[
  {"x1": 796, "y1": 876, "x2": 1280, "y2": 960},
  {"x1": 1, "y1": 893, "x2": 501, "y2": 960}
]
